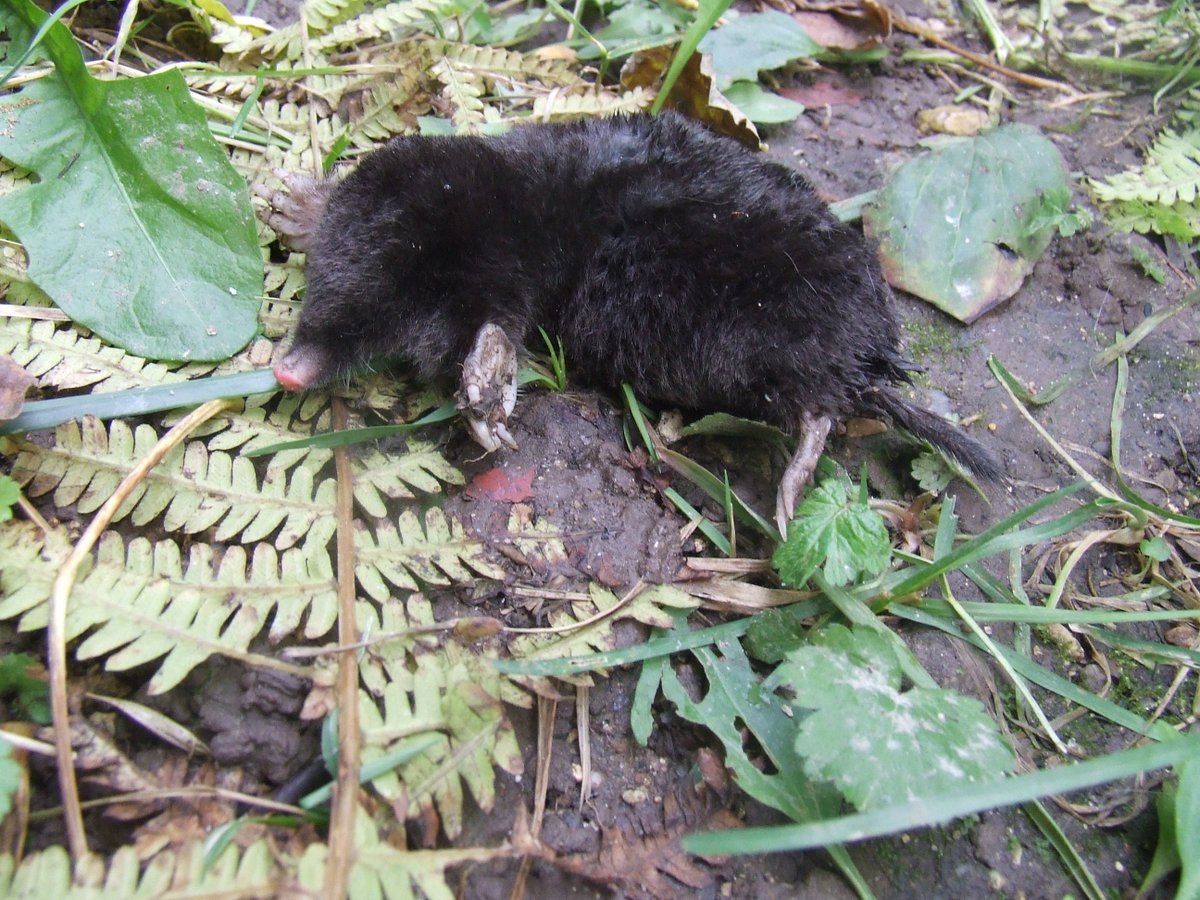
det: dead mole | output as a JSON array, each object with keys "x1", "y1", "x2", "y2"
[{"x1": 260, "y1": 111, "x2": 1001, "y2": 535}]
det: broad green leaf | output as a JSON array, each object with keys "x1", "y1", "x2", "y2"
[
  {"x1": 0, "y1": 739, "x2": 20, "y2": 821},
  {"x1": 0, "y1": 476, "x2": 18, "y2": 523},
  {"x1": 698, "y1": 10, "x2": 823, "y2": 89},
  {"x1": 1176, "y1": 758, "x2": 1200, "y2": 899},
  {"x1": 863, "y1": 123, "x2": 1070, "y2": 322},
  {"x1": 776, "y1": 624, "x2": 1016, "y2": 809},
  {"x1": 0, "y1": 0, "x2": 261, "y2": 362},
  {"x1": 772, "y1": 473, "x2": 890, "y2": 587},
  {"x1": 724, "y1": 80, "x2": 805, "y2": 124}
]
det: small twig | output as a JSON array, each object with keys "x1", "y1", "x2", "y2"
[
  {"x1": 503, "y1": 580, "x2": 648, "y2": 634},
  {"x1": 325, "y1": 396, "x2": 361, "y2": 900},
  {"x1": 48, "y1": 398, "x2": 236, "y2": 862},
  {"x1": 576, "y1": 685, "x2": 591, "y2": 810},
  {"x1": 893, "y1": 14, "x2": 1077, "y2": 94}
]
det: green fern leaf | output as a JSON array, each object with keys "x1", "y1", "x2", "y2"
[
  {"x1": 436, "y1": 41, "x2": 576, "y2": 85},
  {"x1": 0, "y1": 840, "x2": 279, "y2": 896},
  {"x1": 1089, "y1": 125, "x2": 1200, "y2": 244},
  {"x1": 507, "y1": 583, "x2": 698, "y2": 673}
]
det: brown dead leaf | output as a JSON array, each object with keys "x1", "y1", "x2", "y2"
[
  {"x1": 557, "y1": 811, "x2": 740, "y2": 897},
  {"x1": 916, "y1": 104, "x2": 991, "y2": 136},
  {"x1": 0, "y1": 354, "x2": 35, "y2": 421},
  {"x1": 0, "y1": 723, "x2": 34, "y2": 862},
  {"x1": 621, "y1": 48, "x2": 760, "y2": 149}
]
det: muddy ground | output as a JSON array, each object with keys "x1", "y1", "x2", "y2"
[{"x1": 15, "y1": 0, "x2": 1200, "y2": 896}]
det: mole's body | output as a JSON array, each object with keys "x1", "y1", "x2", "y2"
[{"x1": 264, "y1": 112, "x2": 1000, "y2": 533}]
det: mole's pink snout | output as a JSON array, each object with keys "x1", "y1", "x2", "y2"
[
  {"x1": 274, "y1": 362, "x2": 306, "y2": 392},
  {"x1": 273, "y1": 345, "x2": 327, "y2": 392}
]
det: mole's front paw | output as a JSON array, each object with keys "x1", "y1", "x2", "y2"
[
  {"x1": 457, "y1": 323, "x2": 520, "y2": 452},
  {"x1": 252, "y1": 170, "x2": 335, "y2": 253}
]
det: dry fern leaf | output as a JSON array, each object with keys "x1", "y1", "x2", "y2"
[
  {"x1": 314, "y1": 0, "x2": 464, "y2": 51},
  {"x1": 0, "y1": 522, "x2": 336, "y2": 693},
  {"x1": 357, "y1": 596, "x2": 523, "y2": 840},
  {"x1": 431, "y1": 56, "x2": 487, "y2": 129},
  {"x1": 0, "y1": 841, "x2": 278, "y2": 896},
  {"x1": 355, "y1": 507, "x2": 504, "y2": 599},
  {"x1": 0, "y1": 317, "x2": 198, "y2": 393},
  {"x1": 531, "y1": 87, "x2": 653, "y2": 121},
  {"x1": 507, "y1": 583, "x2": 698, "y2": 688}
]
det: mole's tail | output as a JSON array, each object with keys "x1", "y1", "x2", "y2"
[{"x1": 869, "y1": 387, "x2": 1004, "y2": 481}]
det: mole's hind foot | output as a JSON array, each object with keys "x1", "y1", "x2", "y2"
[
  {"x1": 253, "y1": 170, "x2": 335, "y2": 253},
  {"x1": 456, "y1": 323, "x2": 519, "y2": 453},
  {"x1": 775, "y1": 412, "x2": 833, "y2": 540}
]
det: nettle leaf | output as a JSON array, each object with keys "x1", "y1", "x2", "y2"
[
  {"x1": 0, "y1": 0, "x2": 261, "y2": 362},
  {"x1": 772, "y1": 474, "x2": 890, "y2": 587},
  {"x1": 0, "y1": 738, "x2": 21, "y2": 821},
  {"x1": 776, "y1": 624, "x2": 1015, "y2": 809}
]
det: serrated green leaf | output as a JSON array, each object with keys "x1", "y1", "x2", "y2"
[
  {"x1": 776, "y1": 624, "x2": 1016, "y2": 809},
  {"x1": 0, "y1": 0, "x2": 261, "y2": 361},
  {"x1": 772, "y1": 474, "x2": 890, "y2": 587},
  {"x1": 911, "y1": 451, "x2": 953, "y2": 493},
  {"x1": 863, "y1": 124, "x2": 1070, "y2": 322}
]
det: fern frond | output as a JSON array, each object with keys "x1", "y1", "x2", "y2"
[
  {"x1": 314, "y1": 0, "x2": 463, "y2": 51},
  {"x1": 431, "y1": 57, "x2": 486, "y2": 129},
  {"x1": 1090, "y1": 128, "x2": 1200, "y2": 205},
  {"x1": 356, "y1": 597, "x2": 522, "y2": 839},
  {"x1": 0, "y1": 521, "x2": 336, "y2": 692},
  {"x1": 436, "y1": 41, "x2": 576, "y2": 87},
  {"x1": 0, "y1": 317, "x2": 198, "y2": 392},
  {"x1": 0, "y1": 841, "x2": 280, "y2": 897},
  {"x1": 6, "y1": 418, "x2": 338, "y2": 548},
  {"x1": 507, "y1": 583, "x2": 698, "y2": 684},
  {"x1": 1089, "y1": 126, "x2": 1200, "y2": 244},
  {"x1": 353, "y1": 443, "x2": 465, "y2": 515},
  {"x1": 354, "y1": 507, "x2": 504, "y2": 600},
  {"x1": 530, "y1": 87, "x2": 653, "y2": 121}
]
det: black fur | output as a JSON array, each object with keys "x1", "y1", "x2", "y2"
[{"x1": 282, "y1": 112, "x2": 1001, "y2": 479}]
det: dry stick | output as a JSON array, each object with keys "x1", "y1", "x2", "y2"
[
  {"x1": 325, "y1": 397, "x2": 362, "y2": 900},
  {"x1": 510, "y1": 695, "x2": 557, "y2": 900},
  {"x1": 892, "y1": 14, "x2": 1077, "y2": 94},
  {"x1": 48, "y1": 398, "x2": 237, "y2": 862}
]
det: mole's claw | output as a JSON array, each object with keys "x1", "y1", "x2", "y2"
[
  {"x1": 775, "y1": 411, "x2": 834, "y2": 542},
  {"x1": 457, "y1": 323, "x2": 520, "y2": 454}
]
